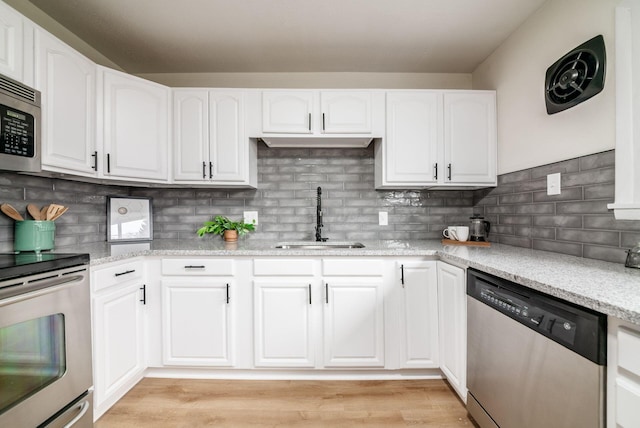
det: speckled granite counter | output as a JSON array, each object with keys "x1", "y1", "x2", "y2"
[{"x1": 65, "y1": 239, "x2": 640, "y2": 325}]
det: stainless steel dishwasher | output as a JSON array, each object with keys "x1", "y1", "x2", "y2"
[{"x1": 466, "y1": 268, "x2": 607, "y2": 428}]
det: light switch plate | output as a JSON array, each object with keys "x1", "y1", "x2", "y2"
[
  {"x1": 379, "y1": 211, "x2": 388, "y2": 226},
  {"x1": 244, "y1": 211, "x2": 259, "y2": 225},
  {"x1": 547, "y1": 173, "x2": 561, "y2": 195}
]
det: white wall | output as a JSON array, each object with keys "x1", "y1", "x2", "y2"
[
  {"x1": 135, "y1": 72, "x2": 472, "y2": 89},
  {"x1": 473, "y1": 0, "x2": 620, "y2": 174}
]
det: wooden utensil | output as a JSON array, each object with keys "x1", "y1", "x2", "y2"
[
  {"x1": 1, "y1": 203, "x2": 24, "y2": 221},
  {"x1": 46, "y1": 204, "x2": 64, "y2": 221},
  {"x1": 40, "y1": 205, "x2": 50, "y2": 219},
  {"x1": 50, "y1": 206, "x2": 68, "y2": 221},
  {"x1": 27, "y1": 204, "x2": 41, "y2": 220}
]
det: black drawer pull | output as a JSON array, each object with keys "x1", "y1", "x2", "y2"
[
  {"x1": 226, "y1": 283, "x2": 230, "y2": 304},
  {"x1": 401, "y1": 264, "x2": 405, "y2": 286},
  {"x1": 114, "y1": 269, "x2": 135, "y2": 277},
  {"x1": 185, "y1": 265, "x2": 206, "y2": 269}
]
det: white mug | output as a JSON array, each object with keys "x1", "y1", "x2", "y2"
[
  {"x1": 443, "y1": 226, "x2": 458, "y2": 240},
  {"x1": 456, "y1": 226, "x2": 469, "y2": 242}
]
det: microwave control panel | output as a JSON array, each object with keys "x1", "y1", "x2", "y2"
[{"x1": 0, "y1": 104, "x2": 35, "y2": 158}]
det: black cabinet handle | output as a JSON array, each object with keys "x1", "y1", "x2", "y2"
[
  {"x1": 322, "y1": 113, "x2": 325, "y2": 131},
  {"x1": 401, "y1": 264, "x2": 405, "y2": 287},
  {"x1": 308, "y1": 113, "x2": 311, "y2": 131},
  {"x1": 107, "y1": 153, "x2": 111, "y2": 173},
  {"x1": 325, "y1": 283, "x2": 328, "y2": 304},
  {"x1": 114, "y1": 269, "x2": 135, "y2": 277},
  {"x1": 447, "y1": 163, "x2": 452, "y2": 181},
  {"x1": 308, "y1": 284, "x2": 312, "y2": 305},
  {"x1": 433, "y1": 163, "x2": 438, "y2": 180},
  {"x1": 140, "y1": 284, "x2": 146, "y2": 305},
  {"x1": 185, "y1": 265, "x2": 205, "y2": 269},
  {"x1": 209, "y1": 161, "x2": 213, "y2": 179},
  {"x1": 91, "y1": 151, "x2": 98, "y2": 171},
  {"x1": 202, "y1": 161, "x2": 206, "y2": 179},
  {"x1": 226, "y1": 283, "x2": 230, "y2": 304}
]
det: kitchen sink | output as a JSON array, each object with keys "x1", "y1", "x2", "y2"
[{"x1": 274, "y1": 242, "x2": 365, "y2": 249}]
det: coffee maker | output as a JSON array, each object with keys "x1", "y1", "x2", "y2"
[{"x1": 469, "y1": 214, "x2": 491, "y2": 242}]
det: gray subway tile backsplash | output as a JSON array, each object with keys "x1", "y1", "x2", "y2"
[
  {"x1": 474, "y1": 150, "x2": 640, "y2": 263},
  {"x1": 1, "y1": 147, "x2": 638, "y2": 265}
]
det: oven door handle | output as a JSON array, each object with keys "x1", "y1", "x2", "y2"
[
  {"x1": 62, "y1": 399, "x2": 90, "y2": 428},
  {"x1": 0, "y1": 273, "x2": 86, "y2": 302}
]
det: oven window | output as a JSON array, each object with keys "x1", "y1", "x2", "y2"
[{"x1": 0, "y1": 314, "x2": 66, "y2": 413}]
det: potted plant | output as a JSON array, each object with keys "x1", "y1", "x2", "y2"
[{"x1": 197, "y1": 215, "x2": 255, "y2": 242}]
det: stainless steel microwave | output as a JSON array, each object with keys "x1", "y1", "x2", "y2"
[{"x1": 0, "y1": 73, "x2": 41, "y2": 172}]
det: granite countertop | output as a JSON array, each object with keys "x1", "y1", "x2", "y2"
[{"x1": 67, "y1": 239, "x2": 640, "y2": 325}]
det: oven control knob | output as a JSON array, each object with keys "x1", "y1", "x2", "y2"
[{"x1": 563, "y1": 322, "x2": 572, "y2": 330}]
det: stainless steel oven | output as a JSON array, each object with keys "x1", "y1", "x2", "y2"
[
  {"x1": 0, "y1": 253, "x2": 93, "y2": 427},
  {"x1": 0, "y1": 73, "x2": 41, "y2": 173}
]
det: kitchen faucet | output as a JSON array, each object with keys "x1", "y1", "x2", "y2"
[{"x1": 315, "y1": 186, "x2": 327, "y2": 242}]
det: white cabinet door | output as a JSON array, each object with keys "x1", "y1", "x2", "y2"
[
  {"x1": 320, "y1": 91, "x2": 372, "y2": 134},
  {"x1": 254, "y1": 280, "x2": 315, "y2": 367},
  {"x1": 209, "y1": 91, "x2": 246, "y2": 182},
  {"x1": 398, "y1": 261, "x2": 439, "y2": 368},
  {"x1": 444, "y1": 92, "x2": 497, "y2": 185},
  {"x1": 173, "y1": 90, "x2": 208, "y2": 181},
  {"x1": 607, "y1": 317, "x2": 640, "y2": 428},
  {"x1": 437, "y1": 261, "x2": 467, "y2": 401},
  {"x1": 262, "y1": 91, "x2": 314, "y2": 133},
  {"x1": 36, "y1": 29, "x2": 96, "y2": 176},
  {"x1": 92, "y1": 282, "x2": 145, "y2": 416},
  {"x1": 0, "y1": 2, "x2": 25, "y2": 82},
  {"x1": 381, "y1": 91, "x2": 441, "y2": 186},
  {"x1": 161, "y1": 279, "x2": 234, "y2": 366},
  {"x1": 323, "y1": 279, "x2": 384, "y2": 367},
  {"x1": 100, "y1": 67, "x2": 169, "y2": 181}
]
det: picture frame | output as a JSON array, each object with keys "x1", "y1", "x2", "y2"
[{"x1": 107, "y1": 196, "x2": 153, "y2": 242}]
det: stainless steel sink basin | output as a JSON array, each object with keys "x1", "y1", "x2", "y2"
[{"x1": 275, "y1": 242, "x2": 365, "y2": 249}]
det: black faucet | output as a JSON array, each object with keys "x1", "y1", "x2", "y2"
[{"x1": 315, "y1": 186, "x2": 327, "y2": 242}]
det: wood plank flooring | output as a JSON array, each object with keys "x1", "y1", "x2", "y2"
[{"x1": 96, "y1": 378, "x2": 476, "y2": 427}]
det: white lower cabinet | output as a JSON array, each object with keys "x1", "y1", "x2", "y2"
[
  {"x1": 397, "y1": 261, "x2": 439, "y2": 368},
  {"x1": 254, "y1": 280, "x2": 315, "y2": 367},
  {"x1": 91, "y1": 260, "x2": 146, "y2": 420},
  {"x1": 437, "y1": 261, "x2": 467, "y2": 401},
  {"x1": 161, "y1": 279, "x2": 235, "y2": 366},
  {"x1": 323, "y1": 279, "x2": 385, "y2": 367},
  {"x1": 608, "y1": 317, "x2": 640, "y2": 428}
]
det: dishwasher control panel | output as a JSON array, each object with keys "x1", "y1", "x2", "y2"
[
  {"x1": 479, "y1": 287, "x2": 577, "y2": 345},
  {"x1": 467, "y1": 268, "x2": 607, "y2": 365}
]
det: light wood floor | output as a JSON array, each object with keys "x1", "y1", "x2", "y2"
[{"x1": 96, "y1": 378, "x2": 476, "y2": 427}]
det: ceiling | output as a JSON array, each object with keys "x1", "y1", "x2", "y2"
[{"x1": 27, "y1": 0, "x2": 548, "y2": 74}]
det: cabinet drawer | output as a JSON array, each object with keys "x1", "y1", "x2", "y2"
[
  {"x1": 253, "y1": 259, "x2": 315, "y2": 276},
  {"x1": 161, "y1": 258, "x2": 234, "y2": 276},
  {"x1": 322, "y1": 259, "x2": 383, "y2": 276},
  {"x1": 619, "y1": 327, "x2": 640, "y2": 376},
  {"x1": 93, "y1": 260, "x2": 144, "y2": 292},
  {"x1": 616, "y1": 381, "x2": 640, "y2": 427}
]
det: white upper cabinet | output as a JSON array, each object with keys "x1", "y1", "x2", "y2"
[
  {"x1": 262, "y1": 90, "x2": 314, "y2": 134},
  {"x1": 0, "y1": 1, "x2": 28, "y2": 83},
  {"x1": 320, "y1": 91, "x2": 372, "y2": 133},
  {"x1": 36, "y1": 29, "x2": 97, "y2": 176},
  {"x1": 173, "y1": 90, "x2": 208, "y2": 181},
  {"x1": 444, "y1": 92, "x2": 497, "y2": 185},
  {"x1": 99, "y1": 66, "x2": 169, "y2": 182},
  {"x1": 173, "y1": 89, "x2": 256, "y2": 187},
  {"x1": 260, "y1": 90, "x2": 382, "y2": 147},
  {"x1": 379, "y1": 91, "x2": 441, "y2": 186},
  {"x1": 376, "y1": 90, "x2": 497, "y2": 189}
]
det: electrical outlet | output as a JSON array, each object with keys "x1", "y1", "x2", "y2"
[
  {"x1": 244, "y1": 211, "x2": 259, "y2": 225},
  {"x1": 547, "y1": 173, "x2": 561, "y2": 195},
  {"x1": 379, "y1": 211, "x2": 388, "y2": 226}
]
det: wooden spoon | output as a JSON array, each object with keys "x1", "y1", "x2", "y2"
[
  {"x1": 40, "y1": 205, "x2": 50, "y2": 220},
  {"x1": 46, "y1": 204, "x2": 62, "y2": 221},
  {"x1": 27, "y1": 204, "x2": 41, "y2": 220},
  {"x1": 1, "y1": 203, "x2": 24, "y2": 221}
]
